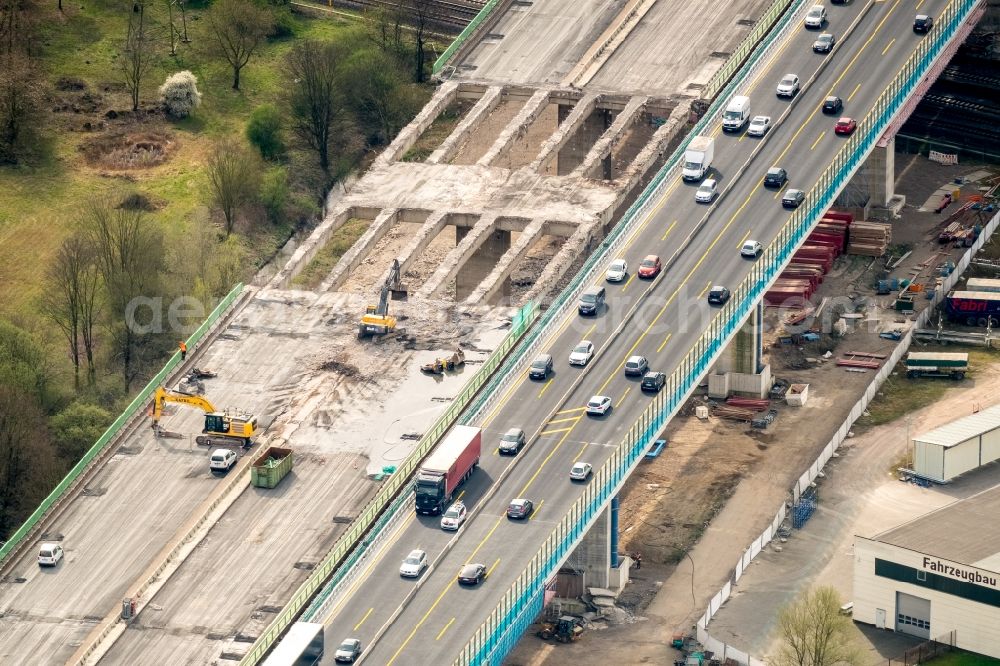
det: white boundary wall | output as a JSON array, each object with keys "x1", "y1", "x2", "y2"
[{"x1": 695, "y1": 210, "x2": 1000, "y2": 664}]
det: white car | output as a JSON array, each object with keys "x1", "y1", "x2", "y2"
[
  {"x1": 38, "y1": 543, "x2": 64, "y2": 567},
  {"x1": 741, "y1": 240, "x2": 763, "y2": 258},
  {"x1": 569, "y1": 340, "x2": 595, "y2": 366},
  {"x1": 804, "y1": 4, "x2": 826, "y2": 28},
  {"x1": 440, "y1": 501, "x2": 467, "y2": 530},
  {"x1": 209, "y1": 448, "x2": 237, "y2": 474},
  {"x1": 695, "y1": 179, "x2": 718, "y2": 203},
  {"x1": 747, "y1": 116, "x2": 772, "y2": 137},
  {"x1": 776, "y1": 74, "x2": 799, "y2": 97},
  {"x1": 570, "y1": 462, "x2": 593, "y2": 481},
  {"x1": 586, "y1": 395, "x2": 613, "y2": 416},
  {"x1": 606, "y1": 258, "x2": 628, "y2": 282},
  {"x1": 399, "y1": 549, "x2": 428, "y2": 578}
]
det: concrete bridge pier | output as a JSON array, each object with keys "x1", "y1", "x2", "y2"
[
  {"x1": 456, "y1": 225, "x2": 512, "y2": 301},
  {"x1": 708, "y1": 300, "x2": 773, "y2": 399},
  {"x1": 561, "y1": 499, "x2": 631, "y2": 592},
  {"x1": 836, "y1": 136, "x2": 896, "y2": 209},
  {"x1": 418, "y1": 213, "x2": 501, "y2": 298}
]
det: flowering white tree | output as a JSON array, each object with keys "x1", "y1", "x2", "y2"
[{"x1": 159, "y1": 71, "x2": 202, "y2": 118}]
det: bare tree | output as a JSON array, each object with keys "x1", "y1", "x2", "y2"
[
  {"x1": 406, "y1": 0, "x2": 438, "y2": 83},
  {"x1": 0, "y1": 0, "x2": 38, "y2": 56},
  {"x1": 206, "y1": 137, "x2": 262, "y2": 235},
  {"x1": 165, "y1": 0, "x2": 176, "y2": 56},
  {"x1": 366, "y1": 5, "x2": 405, "y2": 58},
  {"x1": 43, "y1": 234, "x2": 101, "y2": 388},
  {"x1": 206, "y1": 0, "x2": 273, "y2": 90},
  {"x1": 0, "y1": 50, "x2": 42, "y2": 164},
  {"x1": 84, "y1": 195, "x2": 165, "y2": 387},
  {"x1": 119, "y1": 0, "x2": 154, "y2": 112},
  {"x1": 176, "y1": 0, "x2": 190, "y2": 43},
  {"x1": 0, "y1": 386, "x2": 58, "y2": 537},
  {"x1": 285, "y1": 40, "x2": 344, "y2": 174},
  {"x1": 774, "y1": 586, "x2": 862, "y2": 666}
]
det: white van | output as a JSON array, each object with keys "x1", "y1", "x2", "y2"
[{"x1": 722, "y1": 95, "x2": 751, "y2": 132}]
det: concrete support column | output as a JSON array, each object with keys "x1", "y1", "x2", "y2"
[
  {"x1": 372, "y1": 82, "x2": 458, "y2": 170},
  {"x1": 455, "y1": 227, "x2": 511, "y2": 301},
  {"x1": 395, "y1": 211, "x2": 450, "y2": 277},
  {"x1": 319, "y1": 208, "x2": 399, "y2": 292},
  {"x1": 464, "y1": 218, "x2": 546, "y2": 305},
  {"x1": 564, "y1": 505, "x2": 611, "y2": 589},
  {"x1": 572, "y1": 96, "x2": 648, "y2": 179},
  {"x1": 476, "y1": 90, "x2": 550, "y2": 167},
  {"x1": 620, "y1": 100, "x2": 691, "y2": 189},
  {"x1": 523, "y1": 219, "x2": 601, "y2": 305},
  {"x1": 427, "y1": 87, "x2": 504, "y2": 165},
  {"x1": 530, "y1": 95, "x2": 600, "y2": 174},
  {"x1": 555, "y1": 107, "x2": 611, "y2": 176},
  {"x1": 866, "y1": 136, "x2": 895, "y2": 208},
  {"x1": 709, "y1": 302, "x2": 773, "y2": 398},
  {"x1": 418, "y1": 213, "x2": 500, "y2": 298}
]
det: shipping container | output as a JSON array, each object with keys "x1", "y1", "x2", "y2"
[{"x1": 251, "y1": 447, "x2": 294, "y2": 488}]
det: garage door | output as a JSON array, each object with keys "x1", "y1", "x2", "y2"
[{"x1": 896, "y1": 591, "x2": 931, "y2": 639}]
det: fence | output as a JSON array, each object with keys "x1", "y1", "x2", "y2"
[
  {"x1": 452, "y1": 0, "x2": 984, "y2": 661},
  {"x1": 0, "y1": 282, "x2": 246, "y2": 567},
  {"x1": 432, "y1": 0, "x2": 507, "y2": 75},
  {"x1": 882, "y1": 631, "x2": 957, "y2": 666},
  {"x1": 238, "y1": 301, "x2": 538, "y2": 665}
]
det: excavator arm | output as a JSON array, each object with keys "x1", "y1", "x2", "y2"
[{"x1": 152, "y1": 386, "x2": 218, "y2": 424}]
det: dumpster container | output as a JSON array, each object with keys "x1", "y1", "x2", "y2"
[{"x1": 251, "y1": 447, "x2": 293, "y2": 488}]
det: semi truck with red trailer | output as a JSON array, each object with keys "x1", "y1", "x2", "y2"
[
  {"x1": 415, "y1": 425, "x2": 481, "y2": 515},
  {"x1": 946, "y1": 290, "x2": 1000, "y2": 326}
]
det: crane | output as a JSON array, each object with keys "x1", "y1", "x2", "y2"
[
  {"x1": 359, "y1": 259, "x2": 406, "y2": 338},
  {"x1": 151, "y1": 386, "x2": 258, "y2": 447}
]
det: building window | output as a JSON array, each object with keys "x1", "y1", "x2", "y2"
[{"x1": 917, "y1": 570, "x2": 927, "y2": 582}]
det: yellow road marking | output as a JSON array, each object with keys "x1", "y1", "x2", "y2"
[
  {"x1": 614, "y1": 387, "x2": 631, "y2": 408},
  {"x1": 698, "y1": 281, "x2": 712, "y2": 298},
  {"x1": 481, "y1": 370, "x2": 529, "y2": 430},
  {"x1": 555, "y1": 406, "x2": 586, "y2": 415},
  {"x1": 810, "y1": 130, "x2": 825, "y2": 150},
  {"x1": 540, "y1": 426, "x2": 574, "y2": 436},
  {"x1": 915, "y1": 0, "x2": 924, "y2": 7},
  {"x1": 656, "y1": 332, "x2": 673, "y2": 354},
  {"x1": 621, "y1": 272, "x2": 637, "y2": 292},
  {"x1": 386, "y1": 575, "x2": 454, "y2": 666},
  {"x1": 738, "y1": 228, "x2": 753, "y2": 246},
  {"x1": 519, "y1": 424, "x2": 577, "y2": 496},
  {"x1": 547, "y1": 415, "x2": 581, "y2": 425},
  {"x1": 881, "y1": 37, "x2": 895, "y2": 56},
  {"x1": 529, "y1": 500, "x2": 544, "y2": 520},
  {"x1": 436, "y1": 617, "x2": 455, "y2": 641},
  {"x1": 538, "y1": 377, "x2": 554, "y2": 397},
  {"x1": 456, "y1": 490, "x2": 465, "y2": 501},
  {"x1": 583, "y1": 323, "x2": 597, "y2": 339},
  {"x1": 487, "y1": 557, "x2": 501, "y2": 577},
  {"x1": 847, "y1": 82, "x2": 862, "y2": 102},
  {"x1": 468, "y1": 517, "x2": 504, "y2": 562},
  {"x1": 661, "y1": 219, "x2": 678, "y2": 242},
  {"x1": 572, "y1": 440, "x2": 590, "y2": 463},
  {"x1": 354, "y1": 607, "x2": 373, "y2": 631}
]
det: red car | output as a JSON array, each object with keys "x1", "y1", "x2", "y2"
[
  {"x1": 834, "y1": 117, "x2": 857, "y2": 136},
  {"x1": 637, "y1": 254, "x2": 662, "y2": 279}
]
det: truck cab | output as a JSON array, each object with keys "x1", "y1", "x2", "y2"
[
  {"x1": 415, "y1": 470, "x2": 448, "y2": 514},
  {"x1": 722, "y1": 95, "x2": 751, "y2": 132}
]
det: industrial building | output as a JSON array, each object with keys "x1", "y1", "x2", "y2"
[
  {"x1": 912, "y1": 404, "x2": 1000, "y2": 483},
  {"x1": 854, "y1": 485, "x2": 1000, "y2": 657}
]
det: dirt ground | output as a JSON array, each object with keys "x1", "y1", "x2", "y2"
[{"x1": 503, "y1": 154, "x2": 999, "y2": 666}]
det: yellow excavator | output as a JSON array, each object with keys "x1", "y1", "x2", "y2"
[
  {"x1": 151, "y1": 387, "x2": 258, "y2": 447},
  {"x1": 359, "y1": 259, "x2": 407, "y2": 338}
]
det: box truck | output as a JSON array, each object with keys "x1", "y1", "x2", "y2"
[
  {"x1": 415, "y1": 425, "x2": 481, "y2": 515},
  {"x1": 682, "y1": 136, "x2": 715, "y2": 182}
]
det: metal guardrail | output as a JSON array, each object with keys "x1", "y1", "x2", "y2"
[
  {"x1": 432, "y1": 0, "x2": 504, "y2": 74},
  {"x1": 0, "y1": 282, "x2": 246, "y2": 566},
  {"x1": 455, "y1": 0, "x2": 982, "y2": 660},
  {"x1": 238, "y1": 301, "x2": 538, "y2": 665}
]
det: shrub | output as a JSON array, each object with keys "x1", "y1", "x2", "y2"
[
  {"x1": 159, "y1": 71, "x2": 203, "y2": 119},
  {"x1": 260, "y1": 166, "x2": 290, "y2": 223},
  {"x1": 246, "y1": 104, "x2": 285, "y2": 160}
]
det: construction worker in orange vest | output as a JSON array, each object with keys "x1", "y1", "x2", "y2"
[{"x1": 179, "y1": 340, "x2": 187, "y2": 360}]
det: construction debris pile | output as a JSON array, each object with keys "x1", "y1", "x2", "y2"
[
  {"x1": 835, "y1": 350, "x2": 887, "y2": 371},
  {"x1": 765, "y1": 210, "x2": 853, "y2": 305}
]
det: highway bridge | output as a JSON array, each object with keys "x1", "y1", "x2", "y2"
[{"x1": 309, "y1": 0, "x2": 986, "y2": 663}]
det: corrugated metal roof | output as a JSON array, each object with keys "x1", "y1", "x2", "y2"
[
  {"x1": 913, "y1": 404, "x2": 1000, "y2": 448},
  {"x1": 874, "y1": 484, "x2": 1000, "y2": 568}
]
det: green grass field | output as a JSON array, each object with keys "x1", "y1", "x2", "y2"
[{"x1": 923, "y1": 651, "x2": 1000, "y2": 666}]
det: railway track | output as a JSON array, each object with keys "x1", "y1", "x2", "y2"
[{"x1": 299, "y1": 0, "x2": 485, "y2": 30}]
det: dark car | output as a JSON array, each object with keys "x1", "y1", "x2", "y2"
[
  {"x1": 458, "y1": 562, "x2": 487, "y2": 586},
  {"x1": 763, "y1": 166, "x2": 787, "y2": 189},
  {"x1": 578, "y1": 285, "x2": 606, "y2": 316},
  {"x1": 637, "y1": 254, "x2": 662, "y2": 279},
  {"x1": 707, "y1": 286, "x2": 731, "y2": 305},
  {"x1": 822, "y1": 96, "x2": 843, "y2": 114},
  {"x1": 812, "y1": 33, "x2": 835, "y2": 53},
  {"x1": 529, "y1": 354, "x2": 553, "y2": 380},
  {"x1": 913, "y1": 14, "x2": 933, "y2": 33},
  {"x1": 499, "y1": 427, "x2": 526, "y2": 455},
  {"x1": 641, "y1": 371, "x2": 666, "y2": 392},
  {"x1": 334, "y1": 638, "x2": 362, "y2": 663},
  {"x1": 506, "y1": 498, "x2": 534, "y2": 520},
  {"x1": 782, "y1": 189, "x2": 805, "y2": 209}
]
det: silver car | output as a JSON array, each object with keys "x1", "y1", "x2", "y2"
[
  {"x1": 570, "y1": 462, "x2": 593, "y2": 481},
  {"x1": 695, "y1": 179, "x2": 718, "y2": 203},
  {"x1": 606, "y1": 259, "x2": 628, "y2": 282},
  {"x1": 569, "y1": 340, "x2": 595, "y2": 366},
  {"x1": 775, "y1": 74, "x2": 799, "y2": 97},
  {"x1": 399, "y1": 549, "x2": 428, "y2": 578},
  {"x1": 747, "y1": 116, "x2": 772, "y2": 137}
]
